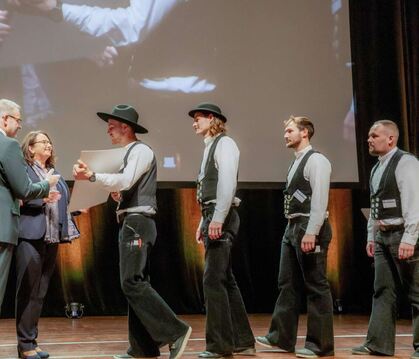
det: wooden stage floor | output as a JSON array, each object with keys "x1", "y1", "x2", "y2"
[{"x1": 0, "y1": 314, "x2": 414, "y2": 359}]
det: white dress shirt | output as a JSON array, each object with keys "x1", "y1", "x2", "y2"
[
  {"x1": 199, "y1": 134, "x2": 240, "y2": 224},
  {"x1": 63, "y1": 0, "x2": 181, "y2": 47},
  {"x1": 96, "y1": 141, "x2": 156, "y2": 215},
  {"x1": 367, "y1": 147, "x2": 419, "y2": 245},
  {"x1": 286, "y1": 145, "x2": 332, "y2": 236}
]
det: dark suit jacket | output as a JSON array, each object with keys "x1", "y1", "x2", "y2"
[
  {"x1": 19, "y1": 166, "x2": 71, "y2": 241},
  {"x1": 0, "y1": 132, "x2": 50, "y2": 246}
]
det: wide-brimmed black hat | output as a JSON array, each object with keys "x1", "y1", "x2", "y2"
[
  {"x1": 188, "y1": 102, "x2": 227, "y2": 122},
  {"x1": 97, "y1": 104, "x2": 148, "y2": 134}
]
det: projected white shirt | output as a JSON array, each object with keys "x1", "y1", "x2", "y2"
[
  {"x1": 62, "y1": 0, "x2": 181, "y2": 47},
  {"x1": 286, "y1": 145, "x2": 332, "y2": 236},
  {"x1": 367, "y1": 147, "x2": 419, "y2": 245}
]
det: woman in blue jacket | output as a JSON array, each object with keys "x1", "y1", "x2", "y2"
[{"x1": 16, "y1": 131, "x2": 79, "y2": 359}]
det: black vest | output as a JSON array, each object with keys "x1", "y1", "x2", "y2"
[
  {"x1": 370, "y1": 149, "x2": 412, "y2": 220},
  {"x1": 283, "y1": 150, "x2": 317, "y2": 216},
  {"x1": 196, "y1": 134, "x2": 227, "y2": 203},
  {"x1": 118, "y1": 141, "x2": 157, "y2": 211}
]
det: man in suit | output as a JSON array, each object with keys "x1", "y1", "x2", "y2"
[{"x1": 0, "y1": 98, "x2": 60, "y2": 314}]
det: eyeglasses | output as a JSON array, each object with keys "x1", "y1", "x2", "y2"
[
  {"x1": 33, "y1": 140, "x2": 52, "y2": 146},
  {"x1": 6, "y1": 114, "x2": 22, "y2": 123}
]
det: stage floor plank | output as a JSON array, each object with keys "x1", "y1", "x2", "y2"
[{"x1": 0, "y1": 314, "x2": 414, "y2": 358}]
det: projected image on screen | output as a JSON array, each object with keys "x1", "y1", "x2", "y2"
[{"x1": 0, "y1": 0, "x2": 357, "y2": 182}]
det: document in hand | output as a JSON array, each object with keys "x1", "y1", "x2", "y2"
[{"x1": 69, "y1": 148, "x2": 126, "y2": 212}]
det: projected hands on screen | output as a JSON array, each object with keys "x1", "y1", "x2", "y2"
[{"x1": 0, "y1": 10, "x2": 11, "y2": 44}]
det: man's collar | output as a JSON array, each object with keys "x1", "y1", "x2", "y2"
[
  {"x1": 0, "y1": 128, "x2": 6, "y2": 137},
  {"x1": 378, "y1": 146, "x2": 398, "y2": 163},
  {"x1": 294, "y1": 144, "x2": 312, "y2": 159},
  {"x1": 204, "y1": 133, "x2": 220, "y2": 145}
]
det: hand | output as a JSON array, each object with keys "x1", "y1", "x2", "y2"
[
  {"x1": 208, "y1": 221, "x2": 223, "y2": 240},
  {"x1": 399, "y1": 242, "x2": 415, "y2": 260},
  {"x1": 45, "y1": 168, "x2": 60, "y2": 187},
  {"x1": 301, "y1": 234, "x2": 316, "y2": 253},
  {"x1": 366, "y1": 241, "x2": 375, "y2": 257},
  {"x1": 92, "y1": 46, "x2": 119, "y2": 67},
  {"x1": 73, "y1": 159, "x2": 92, "y2": 180},
  {"x1": 0, "y1": 10, "x2": 11, "y2": 44},
  {"x1": 195, "y1": 226, "x2": 203, "y2": 244},
  {"x1": 110, "y1": 192, "x2": 121, "y2": 202},
  {"x1": 44, "y1": 189, "x2": 61, "y2": 203}
]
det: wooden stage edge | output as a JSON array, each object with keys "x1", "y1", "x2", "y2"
[{"x1": 0, "y1": 314, "x2": 415, "y2": 359}]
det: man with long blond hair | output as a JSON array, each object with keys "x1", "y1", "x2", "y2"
[
  {"x1": 188, "y1": 103, "x2": 255, "y2": 358},
  {"x1": 257, "y1": 116, "x2": 334, "y2": 358}
]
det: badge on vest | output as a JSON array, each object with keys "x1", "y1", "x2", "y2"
[
  {"x1": 382, "y1": 199, "x2": 397, "y2": 209},
  {"x1": 293, "y1": 189, "x2": 307, "y2": 203}
]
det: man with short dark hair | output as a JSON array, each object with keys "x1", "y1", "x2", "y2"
[
  {"x1": 73, "y1": 104, "x2": 191, "y2": 359},
  {"x1": 0, "y1": 98, "x2": 59, "y2": 315},
  {"x1": 352, "y1": 120, "x2": 419, "y2": 358},
  {"x1": 189, "y1": 102, "x2": 255, "y2": 359},
  {"x1": 256, "y1": 116, "x2": 334, "y2": 358}
]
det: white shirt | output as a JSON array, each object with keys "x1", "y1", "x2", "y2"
[
  {"x1": 96, "y1": 141, "x2": 155, "y2": 215},
  {"x1": 286, "y1": 145, "x2": 332, "y2": 236},
  {"x1": 367, "y1": 147, "x2": 419, "y2": 245},
  {"x1": 63, "y1": 0, "x2": 181, "y2": 47},
  {"x1": 199, "y1": 135, "x2": 240, "y2": 224},
  {"x1": 0, "y1": 128, "x2": 6, "y2": 136}
]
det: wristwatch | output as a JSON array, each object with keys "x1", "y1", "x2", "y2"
[
  {"x1": 88, "y1": 172, "x2": 96, "y2": 182},
  {"x1": 48, "y1": 0, "x2": 63, "y2": 22}
]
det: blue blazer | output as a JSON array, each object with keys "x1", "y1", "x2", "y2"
[{"x1": 18, "y1": 166, "x2": 71, "y2": 241}]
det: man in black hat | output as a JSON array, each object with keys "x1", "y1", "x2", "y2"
[
  {"x1": 188, "y1": 102, "x2": 255, "y2": 358},
  {"x1": 73, "y1": 104, "x2": 191, "y2": 359}
]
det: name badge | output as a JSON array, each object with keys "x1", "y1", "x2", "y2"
[
  {"x1": 293, "y1": 189, "x2": 307, "y2": 203},
  {"x1": 382, "y1": 199, "x2": 397, "y2": 208}
]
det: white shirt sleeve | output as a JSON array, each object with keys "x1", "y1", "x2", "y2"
[
  {"x1": 304, "y1": 153, "x2": 332, "y2": 235},
  {"x1": 396, "y1": 155, "x2": 419, "y2": 245},
  {"x1": 212, "y1": 137, "x2": 240, "y2": 223},
  {"x1": 62, "y1": 0, "x2": 180, "y2": 47},
  {"x1": 96, "y1": 144, "x2": 154, "y2": 192}
]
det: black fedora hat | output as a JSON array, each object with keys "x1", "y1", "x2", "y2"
[
  {"x1": 188, "y1": 102, "x2": 227, "y2": 122},
  {"x1": 97, "y1": 104, "x2": 148, "y2": 134}
]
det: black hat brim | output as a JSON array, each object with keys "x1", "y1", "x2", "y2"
[
  {"x1": 97, "y1": 112, "x2": 148, "y2": 134},
  {"x1": 188, "y1": 108, "x2": 227, "y2": 122}
]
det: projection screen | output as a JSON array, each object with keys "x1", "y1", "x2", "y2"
[{"x1": 0, "y1": 0, "x2": 357, "y2": 182}]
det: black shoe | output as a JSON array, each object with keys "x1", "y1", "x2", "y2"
[
  {"x1": 169, "y1": 326, "x2": 192, "y2": 359},
  {"x1": 233, "y1": 347, "x2": 256, "y2": 356},
  {"x1": 17, "y1": 348, "x2": 41, "y2": 359},
  {"x1": 35, "y1": 347, "x2": 49, "y2": 359},
  {"x1": 198, "y1": 351, "x2": 232, "y2": 358}
]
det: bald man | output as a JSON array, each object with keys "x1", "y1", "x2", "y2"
[{"x1": 352, "y1": 120, "x2": 419, "y2": 358}]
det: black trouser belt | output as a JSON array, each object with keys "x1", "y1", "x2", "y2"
[{"x1": 379, "y1": 224, "x2": 404, "y2": 232}]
